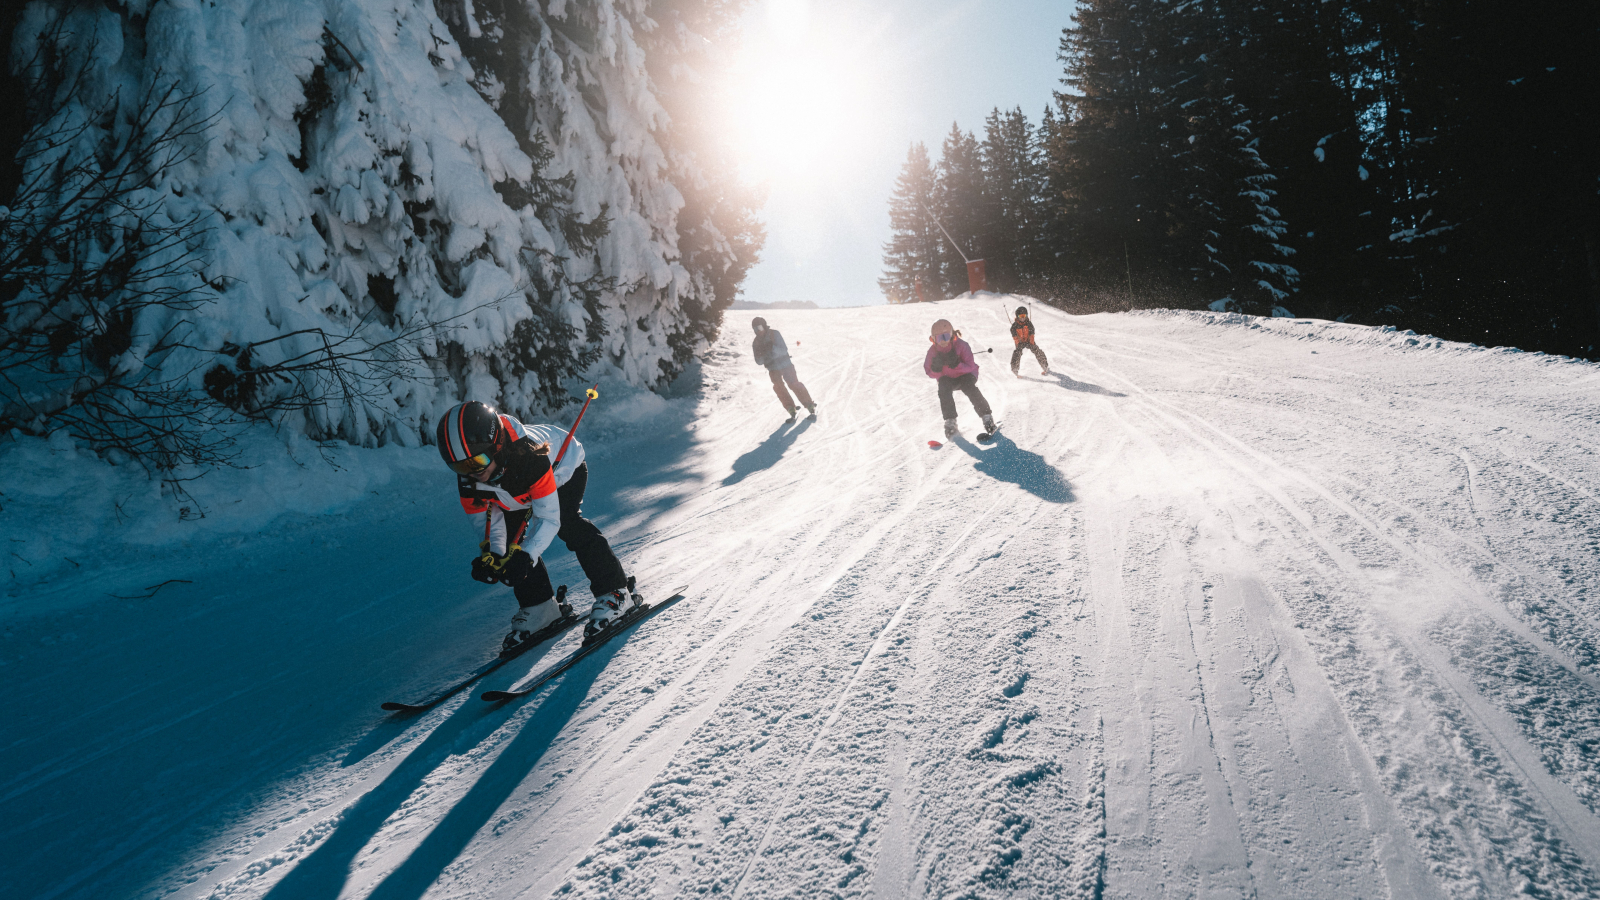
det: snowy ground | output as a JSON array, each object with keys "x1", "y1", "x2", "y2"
[{"x1": 6, "y1": 295, "x2": 1600, "y2": 899}]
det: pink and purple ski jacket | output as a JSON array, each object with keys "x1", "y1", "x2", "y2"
[{"x1": 924, "y1": 337, "x2": 981, "y2": 380}]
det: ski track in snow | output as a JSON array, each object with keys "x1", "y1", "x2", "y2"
[{"x1": 5, "y1": 298, "x2": 1600, "y2": 899}]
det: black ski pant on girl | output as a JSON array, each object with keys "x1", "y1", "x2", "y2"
[
  {"x1": 937, "y1": 372, "x2": 992, "y2": 421},
  {"x1": 513, "y1": 462, "x2": 629, "y2": 607}
]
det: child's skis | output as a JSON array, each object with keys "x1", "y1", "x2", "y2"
[{"x1": 481, "y1": 587, "x2": 687, "y2": 702}]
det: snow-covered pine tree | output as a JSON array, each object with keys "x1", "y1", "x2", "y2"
[
  {"x1": 2, "y1": 0, "x2": 761, "y2": 466},
  {"x1": 935, "y1": 124, "x2": 984, "y2": 296},
  {"x1": 1054, "y1": 0, "x2": 1186, "y2": 298},
  {"x1": 642, "y1": 0, "x2": 767, "y2": 366},
  {"x1": 1164, "y1": 0, "x2": 1297, "y2": 314},
  {"x1": 1028, "y1": 103, "x2": 1077, "y2": 301},
  {"x1": 879, "y1": 143, "x2": 943, "y2": 304},
  {"x1": 1219, "y1": 0, "x2": 1381, "y2": 320},
  {"x1": 979, "y1": 107, "x2": 1047, "y2": 293}
]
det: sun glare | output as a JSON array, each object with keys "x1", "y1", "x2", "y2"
[{"x1": 724, "y1": 0, "x2": 876, "y2": 185}]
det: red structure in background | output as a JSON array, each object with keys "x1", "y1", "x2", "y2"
[{"x1": 966, "y1": 259, "x2": 987, "y2": 294}]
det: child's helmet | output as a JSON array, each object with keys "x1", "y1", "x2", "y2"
[
  {"x1": 1015, "y1": 306, "x2": 1028, "y2": 316},
  {"x1": 751, "y1": 317, "x2": 768, "y2": 332},
  {"x1": 437, "y1": 400, "x2": 505, "y2": 475}
]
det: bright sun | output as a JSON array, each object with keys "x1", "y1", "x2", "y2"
[{"x1": 724, "y1": 0, "x2": 874, "y2": 184}]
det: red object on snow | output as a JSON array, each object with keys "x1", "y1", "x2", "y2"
[{"x1": 927, "y1": 440, "x2": 942, "y2": 449}]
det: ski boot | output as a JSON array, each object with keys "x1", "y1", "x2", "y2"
[
  {"x1": 585, "y1": 577, "x2": 641, "y2": 639},
  {"x1": 784, "y1": 406, "x2": 798, "y2": 423},
  {"x1": 804, "y1": 402, "x2": 817, "y2": 419},
  {"x1": 1041, "y1": 367, "x2": 1050, "y2": 376},
  {"x1": 943, "y1": 417, "x2": 959, "y2": 439},
  {"x1": 502, "y1": 586, "x2": 573, "y2": 651},
  {"x1": 981, "y1": 414, "x2": 998, "y2": 435},
  {"x1": 504, "y1": 605, "x2": 545, "y2": 651}
]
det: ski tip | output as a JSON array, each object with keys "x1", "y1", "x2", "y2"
[
  {"x1": 481, "y1": 690, "x2": 516, "y2": 702},
  {"x1": 381, "y1": 701, "x2": 428, "y2": 713},
  {"x1": 927, "y1": 440, "x2": 942, "y2": 449}
]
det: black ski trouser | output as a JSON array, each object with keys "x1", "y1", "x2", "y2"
[
  {"x1": 1010, "y1": 341, "x2": 1048, "y2": 374},
  {"x1": 513, "y1": 463, "x2": 629, "y2": 607},
  {"x1": 936, "y1": 372, "x2": 992, "y2": 421}
]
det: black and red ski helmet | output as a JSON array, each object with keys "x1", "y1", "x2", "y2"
[
  {"x1": 1015, "y1": 306, "x2": 1028, "y2": 316},
  {"x1": 437, "y1": 400, "x2": 505, "y2": 475}
]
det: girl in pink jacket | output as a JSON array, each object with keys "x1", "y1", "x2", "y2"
[{"x1": 924, "y1": 318, "x2": 997, "y2": 438}]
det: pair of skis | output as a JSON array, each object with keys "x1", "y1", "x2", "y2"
[
  {"x1": 381, "y1": 581, "x2": 685, "y2": 713},
  {"x1": 927, "y1": 421, "x2": 1001, "y2": 450}
]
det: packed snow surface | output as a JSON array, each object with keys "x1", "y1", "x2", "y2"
[{"x1": 6, "y1": 296, "x2": 1600, "y2": 899}]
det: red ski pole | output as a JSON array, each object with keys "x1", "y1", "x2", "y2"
[
  {"x1": 507, "y1": 384, "x2": 599, "y2": 550},
  {"x1": 554, "y1": 384, "x2": 600, "y2": 466}
]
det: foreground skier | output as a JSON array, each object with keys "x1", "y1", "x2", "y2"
[
  {"x1": 436, "y1": 400, "x2": 640, "y2": 647},
  {"x1": 751, "y1": 316, "x2": 816, "y2": 420},
  {"x1": 924, "y1": 318, "x2": 997, "y2": 438},
  {"x1": 1009, "y1": 306, "x2": 1050, "y2": 376}
]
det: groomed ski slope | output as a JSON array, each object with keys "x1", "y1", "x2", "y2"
[{"x1": 6, "y1": 295, "x2": 1600, "y2": 899}]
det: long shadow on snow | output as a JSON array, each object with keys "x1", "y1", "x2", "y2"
[
  {"x1": 339, "y1": 636, "x2": 569, "y2": 768},
  {"x1": 261, "y1": 637, "x2": 624, "y2": 900},
  {"x1": 953, "y1": 433, "x2": 1075, "y2": 503},
  {"x1": 1035, "y1": 372, "x2": 1125, "y2": 397},
  {"x1": 362, "y1": 636, "x2": 638, "y2": 900},
  {"x1": 722, "y1": 418, "x2": 812, "y2": 486}
]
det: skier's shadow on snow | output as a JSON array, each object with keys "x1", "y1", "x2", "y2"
[
  {"x1": 262, "y1": 637, "x2": 633, "y2": 900},
  {"x1": 1030, "y1": 372, "x2": 1125, "y2": 397},
  {"x1": 954, "y1": 433, "x2": 1075, "y2": 503},
  {"x1": 722, "y1": 418, "x2": 813, "y2": 486}
]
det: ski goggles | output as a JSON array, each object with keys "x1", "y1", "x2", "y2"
[
  {"x1": 446, "y1": 452, "x2": 493, "y2": 476},
  {"x1": 933, "y1": 331, "x2": 953, "y2": 343}
]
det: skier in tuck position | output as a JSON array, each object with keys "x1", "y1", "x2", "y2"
[
  {"x1": 751, "y1": 316, "x2": 816, "y2": 420},
  {"x1": 924, "y1": 318, "x2": 997, "y2": 439},
  {"x1": 436, "y1": 400, "x2": 640, "y2": 648},
  {"x1": 1009, "y1": 306, "x2": 1050, "y2": 377}
]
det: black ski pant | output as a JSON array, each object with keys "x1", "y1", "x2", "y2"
[
  {"x1": 513, "y1": 463, "x2": 628, "y2": 607},
  {"x1": 1010, "y1": 341, "x2": 1048, "y2": 374},
  {"x1": 768, "y1": 364, "x2": 814, "y2": 411},
  {"x1": 936, "y1": 372, "x2": 992, "y2": 421}
]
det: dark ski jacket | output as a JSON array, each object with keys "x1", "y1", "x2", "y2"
[
  {"x1": 752, "y1": 329, "x2": 792, "y2": 371},
  {"x1": 455, "y1": 416, "x2": 583, "y2": 559},
  {"x1": 1010, "y1": 317, "x2": 1037, "y2": 346}
]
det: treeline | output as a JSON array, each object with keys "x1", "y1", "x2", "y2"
[{"x1": 882, "y1": 0, "x2": 1599, "y2": 357}]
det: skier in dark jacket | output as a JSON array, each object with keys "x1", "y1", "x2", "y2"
[
  {"x1": 751, "y1": 317, "x2": 816, "y2": 420},
  {"x1": 1009, "y1": 306, "x2": 1050, "y2": 377},
  {"x1": 924, "y1": 318, "x2": 997, "y2": 438},
  {"x1": 436, "y1": 400, "x2": 639, "y2": 647}
]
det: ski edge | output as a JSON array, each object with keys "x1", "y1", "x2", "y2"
[
  {"x1": 480, "y1": 591, "x2": 686, "y2": 702},
  {"x1": 379, "y1": 612, "x2": 580, "y2": 713}
]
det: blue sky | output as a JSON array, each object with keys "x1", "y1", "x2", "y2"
[{"x1": 723, "y1": 0, "x2": 1077, "y2": 308}]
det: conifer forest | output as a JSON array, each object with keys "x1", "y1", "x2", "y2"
[{"x1": 880, "y1": 0, "x2": 1599, "y2": 360}]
